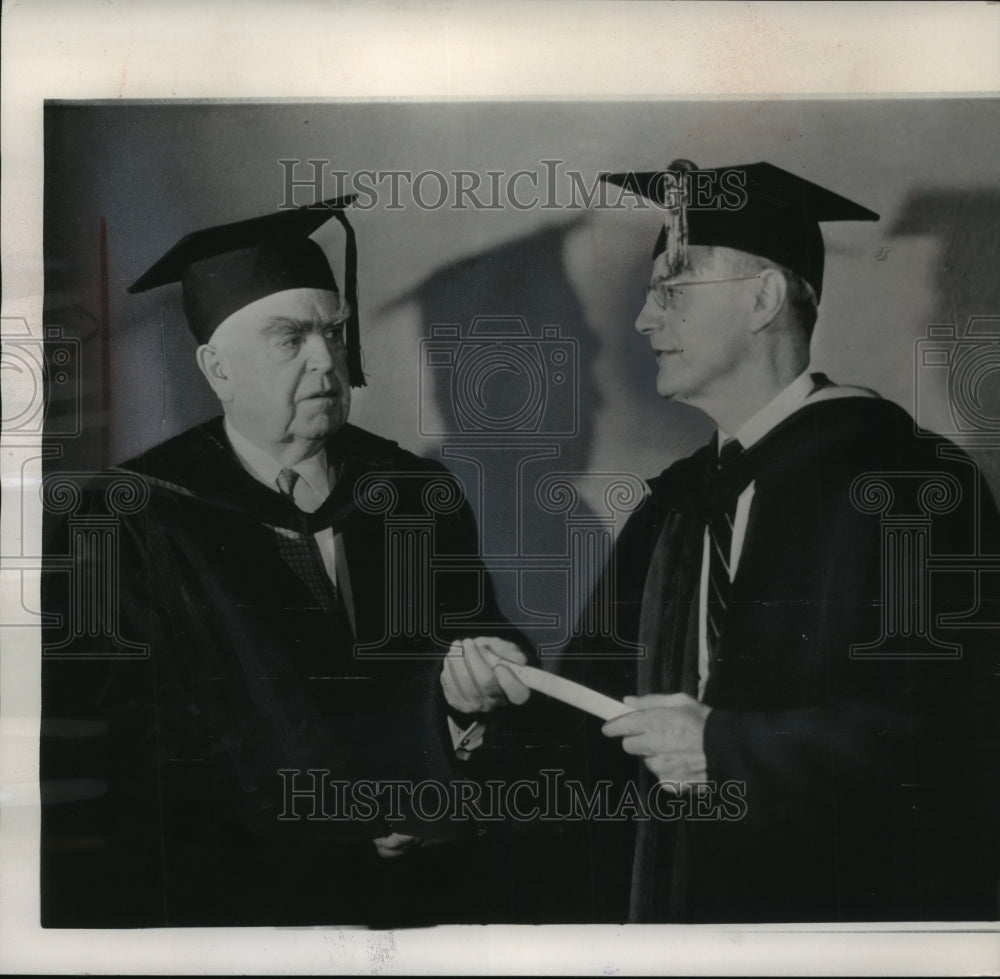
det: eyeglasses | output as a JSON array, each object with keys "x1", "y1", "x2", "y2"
[{"x1": 643, "y1": 274, "x2": 760, "y2": 310}]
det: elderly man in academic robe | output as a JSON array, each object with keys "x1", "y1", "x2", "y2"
[
  {"x1": 39, "y1": 198, "x2": 529, "y2": 927},
  {"x1": 506, "y1": 162, "x2": 1000, "y2": 923},
  {"x1": 587, "y1": 161, "x2": 1000, "y2": 923}
]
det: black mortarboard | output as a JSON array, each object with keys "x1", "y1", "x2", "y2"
[
  {"x1": 602, "y1": 161, "x2": 879, "y2": 302},
  {"x1": 128, "y1": 195, "x2": 365, "y2": 387}
]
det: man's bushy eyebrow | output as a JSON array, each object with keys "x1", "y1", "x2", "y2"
[
  {"x1": 261, "y1": 309, "x2": 350, "y2": 336},
  {"x1": 262, "y1": 318, "x2": 302, "y2": 334}
]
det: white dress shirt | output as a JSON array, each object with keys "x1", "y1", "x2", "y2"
[
  {"x1": 224, "y1": 418, "x2": 343, "y2": 590},
  {"x1": 224, "y1": 419, "x2": 476, "y2": 754},
  {"x1": 695, "y1": 372, "x2": 878, "y2": 699}
]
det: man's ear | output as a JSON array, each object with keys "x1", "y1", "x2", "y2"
[
  {"x1": 196, "y1": 343, "x2": 232, "y2": 402},
  {"x1": 748, "y1": 267, "x2": 788, "y2": 334}
]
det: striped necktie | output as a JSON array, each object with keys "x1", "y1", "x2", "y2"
[{"x1": 705, "y1": 437, "x2": 743, "y2": 663}]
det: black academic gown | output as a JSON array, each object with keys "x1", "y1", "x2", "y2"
[
  {"x1": 558, "y1": 395, "x2": 1000, "y2": 923},
  {"x1": 40, "y1": 419, "x2": 504, "y2": 927}
]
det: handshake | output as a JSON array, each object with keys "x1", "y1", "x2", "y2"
[{"x1": 439, "y1": 636, "x2": 531, "y2": 715}]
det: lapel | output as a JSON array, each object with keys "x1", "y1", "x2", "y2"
[
  {"x1": 120, "y1": 417, "x2": 404, "y2": 537},
  {"x1": 122, "y1": 417, "x2": 411, "y2": 645}
]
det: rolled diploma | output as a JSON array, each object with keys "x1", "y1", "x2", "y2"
[{"x1": 481, "y1": 649, "x2": 635, "y2": 721}]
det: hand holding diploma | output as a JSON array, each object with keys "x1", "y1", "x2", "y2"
[
  {"x1": 440, "y1": 637, "x2": 532, "y2": 714},
  {"x1": 602, "y1": 693, "x2": 712, "y2": 789},
  {"x1": 440, "y1": 638, "x2": 710, "y2": 789},
  {"x1": 446, "y1": 642, "x2": 639, "y2": 721}
]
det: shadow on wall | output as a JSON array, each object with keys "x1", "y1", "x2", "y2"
[
  {"x1": 385, "y1": 220, "x2": 644, "y2": 654},
  {"x1": 891, "y1": 189, "x2": 1000, "y2": 506}
]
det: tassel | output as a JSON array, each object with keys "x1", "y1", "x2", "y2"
[{"x1": 660, "y1": 159, "x2": 697, "y2": 278}]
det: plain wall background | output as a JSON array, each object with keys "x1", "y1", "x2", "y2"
[{"x1": 43, "y1": 99, "x2": 1000, "y2": 642}]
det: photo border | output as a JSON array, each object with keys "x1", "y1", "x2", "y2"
[{"x1": 3, "y1": 1, "x2": 999, "y2": 974}]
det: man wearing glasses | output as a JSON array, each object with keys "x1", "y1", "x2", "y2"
[{"x1": 555, "y1": 161, "x2": 1000, "y2": 923}]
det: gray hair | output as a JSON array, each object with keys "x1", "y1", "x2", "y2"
[{"x1": 711, "y1": 247, "x2": 819, "y2": 343}]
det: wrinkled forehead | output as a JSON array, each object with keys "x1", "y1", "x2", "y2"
[{"x1": 209, "y1": 287, "x2": 345, "y2": 345}]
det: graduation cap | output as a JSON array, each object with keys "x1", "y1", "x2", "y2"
[
  {"x1": 602, "y1": 161, "x2": 879, "y2": 302},
  {"x1": 128, "y1": 195, "x2": 365, "y2": 387}
]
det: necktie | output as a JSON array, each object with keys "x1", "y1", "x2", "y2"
[
  {"x1": 276, "y1": 467, "x2": 300, "y2": 501},
  {"x1": 274, "y1": 467, "x2": 353, "y2": 635},
  {"x1": 705, "y1": 438, "x2": 743, "y2": 664}
]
